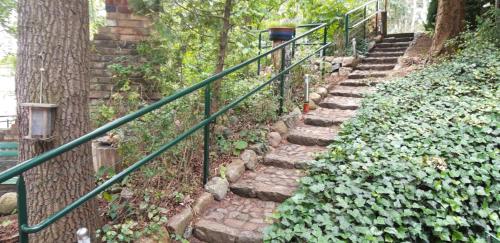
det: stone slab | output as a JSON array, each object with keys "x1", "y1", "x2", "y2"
[
  {"x1": 194, "y1": 195, "x2": 277, "y2": 243},
  {"x1": 329, "y1": 86, "x2": 376, "y2": 98},
  {"x1": 304, "y1": 108, "x2": 357, "y2": 127},
  {"x1": 319, "y1": 96, "x2": 362, "y2": 110},
  {"x1": 287, "y1": 124, "x2": 339, "y2": 146},
  {"x1": 264, "y1": 144, "x2": 326, "y2": 169},
  {"x1": 230, "y1": 166, "x2": 303, "y2": 202}
]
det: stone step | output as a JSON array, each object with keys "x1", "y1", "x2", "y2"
[
  {"x1": 386, "y1": 33, "x2": 414, "y2": 38},
  {"x1": 230, "y1": 166, "x2": 303, "y2": 202},
  {"x1": 329, "y1": 85, "x2": 376, "y2": 98},
  {"x1": 382, "y1": 37, "x2": 413, "y2": 43},
  {"x1": 319, "y1": 96, "x2": 362, "y2": 110},
  {"x1": 287, "y1": 124, "x2": 339, "y2": 146},
  {"x1": 193, "y1": 194, "x2": 276, "y2": 243},
  {"x1": 304, "y1": 108, "x2": 357, "y2": 127},
  {"x1": 339, "y1": 79, "x2": 382, "y2": 87},
  {"x1": 356, "y1": 64, "x2": 395, "y2": 71},
  {"x1": 375, "y1": 42, "x2": 410, "y2": 48},
  {"x1": 348, "y1": 70, "x2": 389, "y2": 79},
  {"x1": 372, "y1": 46, "x2": 407, "y2": 53},
  {"x1": 263, "y1": 144, "x2": 326, "y2": 169},
  {"x1": 362, "y1": 57, "x2": 398, "y2": 64},
  {"x1": 367, "y1": 52, "x2": 405, "y2": 58}
]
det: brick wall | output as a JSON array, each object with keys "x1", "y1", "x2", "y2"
[{"x1": 90, "y1": 0, "x2": 159, "y2": 106}]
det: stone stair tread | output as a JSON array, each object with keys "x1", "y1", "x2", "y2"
[
  {"x1": 372, "y1": 47, "x2": 407, "y2": 52},
  {"x1": 264, "y1": 144, "x2": 326, "y2": 169},
  {"x1": 376, "y1": 42, "x2": 411, "y2": 48},
  {"x1": 304, "y1": 108, "x2": 357, "y2": 127},
  {"x1": 367, "y1": 52, "x2": 405, "y2": 57},
  {"x1": 386, "y1": 33, "x2": 414, "y2": 38},
  {"x1": 287, "y1": 124, "x2": 339, "y2": 146},
  {"x1": 382, "y1": 37, "x2": 413, "y2": 43},
  {"x1": 193, "y1": 193, "x2": 277, "y2": 243},
  {"x1": 362, "y1": 57, "x2": 398, "y2": 64},
  {"x1": 230, "y1": 166, "x2": 303, "y2": 202},
  {"x1": 319, "y1": 96, "x2": 362, "y2": 110},
  {"x1": 348, "y1": 70, "x2": 389, "y2": 79},
  {"x1": 340, "y1": 79, "x2": 383, "y2": 87},
  {"x1": 356, "y1": 64, "x2": 396, "y2": 71},
  {"x1": 329, "y1": 85, "x2": 376, "y2": 98}
]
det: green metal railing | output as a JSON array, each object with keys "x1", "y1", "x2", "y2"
[
  {"x1": 344, "y1": 0, "x2": 381, "y2": 54},
  {"x1": 0, "y1": 20, "x2": 334, "y2": 243}
]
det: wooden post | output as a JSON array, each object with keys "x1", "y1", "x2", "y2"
[{"x1": 381, "y1": 11, "x2": 388, "y2": 37}]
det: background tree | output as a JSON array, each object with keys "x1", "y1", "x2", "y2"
[
  {"x1": 429, "y1": 0, "x2": 465, "y2": 56},
  {"x1": 0, "y1": 0, "x2": 16, "y2": 36},
  {"x1": 16, "y1": 0, "x2": 99, "y2": 241}
]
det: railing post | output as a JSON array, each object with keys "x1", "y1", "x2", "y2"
[
  {"x1": 278, "y1": 47, "x2": 286, "y2": 116},
  {"x1": 376, "y1": 0, "x2": 380, "y2": 34},
  {"x1": 17, "y1": 175, "x2": 29, "y2": 243},
  {"x1": 76, "y1": 228, "x2": 91, "y2": 243},
  {"x1": 344, "y1": 14, "x2": 349, "y2": 55},
  {"x1": 363, "y1": 6, "x2": 367, "y2": 40},
  {"x1": 321, "y1": 26, "x2": 328, "y2": 80},
  {"x1": 257, "y1": 32, "x2": 262, "y2": 75},
  {"x1": 203, "y1": 85, "x2": 211, "y2": 185}
]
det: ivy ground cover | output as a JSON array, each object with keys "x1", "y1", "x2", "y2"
[{"x1": 264, "y1": 35, "x2": 499, "y2": 241}]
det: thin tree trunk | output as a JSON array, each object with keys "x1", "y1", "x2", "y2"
[
  {"x1": 430, "y1": 0, "x2": 465, "y2": 57},
  {"x1": 16, "y1": 0, "x2": 99, "y2": 241},
  {"x1": 212, "y1": 0, "x2": 232, "y2": 113}
]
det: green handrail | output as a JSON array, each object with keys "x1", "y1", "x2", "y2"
[
  {"x1": 0, "y1": 18, "x2": 333, "y2": 243},
  {"x1": 344, "y1": 0, "x2": 381, "y2": 54}
]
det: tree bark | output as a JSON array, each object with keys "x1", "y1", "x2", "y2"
[
  {"x1": 16, "y1": 0, "x2": 99, "y2": 241},
  {"x1": 211, "y1": 0, "x2": 232, "y2": 113},
  {"x1": 430, "y1": 0, "x2": 465, "y2": 57}
]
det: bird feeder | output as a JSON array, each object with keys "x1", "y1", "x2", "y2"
[{"x1": 20, "y1": 103, "x2": 57, "y2": 140}]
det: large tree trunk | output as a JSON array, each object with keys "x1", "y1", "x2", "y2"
[
  {"x1": 430, "y1": 0, "x2": 465, "y2": 56},
  {"x1": 211, "y1": 0, "x2": 232, "y2": 112},
  {"x1": 16, "y1": 0, "x2": 99, "y2": 241}
]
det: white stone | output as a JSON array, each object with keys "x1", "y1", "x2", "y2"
[
  {"x1": 0, "y1": 192, "x2": 17, "y2": 215},
  {"x1": 240, "y1": 150, "x2": 258, "y2": 170},
  {"x1": 268, "y1": 132, "x2": 282, "y2": 148},
  {"x1": 204, "y1": 177, "x2": 229, "y2": 201},
  {"x1": 225, "y1": 159, "x2": 245, "y2": 183}
]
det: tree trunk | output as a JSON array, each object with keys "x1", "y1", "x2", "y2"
[
  {"x1": 16, "y1": 0, "x2": 99, "y2": 241},
  {"x1": 211, "y1": 0, "x2": 232, "y2": 113},
  {"x1": 430, "y1": 0, "x2": 465, "y2": 57}
]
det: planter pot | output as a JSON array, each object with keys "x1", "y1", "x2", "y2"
[{"x1": 269, "y1": 27, "x2": 296, "y2": 41}]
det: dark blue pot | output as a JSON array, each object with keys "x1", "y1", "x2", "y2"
[{"x1": 269, "y1": 27, "x2": 296, "y2": 41}]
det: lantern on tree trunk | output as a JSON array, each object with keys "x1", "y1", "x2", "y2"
[
  {"x1": 21, "y1": 103, "x2": 57, "y2": 140},
  {"x1": 21, "y1": 53, "x2": 58, "y2": 140}
]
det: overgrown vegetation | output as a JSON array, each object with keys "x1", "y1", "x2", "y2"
[
  {"x1": 265, "y1": 10, "x2": 499, "y2": 242},
  {"x1": 425, "y1": 0, "x2": 495, "y2": 31},
  {"x1": 91, "y1": 1, "x2": 334, "y2": 241}
]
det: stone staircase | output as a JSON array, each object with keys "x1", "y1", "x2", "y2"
[{"x1": 191, "y1": 33, "x2": 414, "y2": 243}]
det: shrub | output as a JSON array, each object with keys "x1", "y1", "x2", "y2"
[{"x1": 265, "y1": 14, "x2": 499, "y2": 242}]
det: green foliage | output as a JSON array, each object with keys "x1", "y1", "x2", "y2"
[
  {"x1": 267, "y1": 21, "x2": 297, "y2": 28},
  {"x1": 0, "y1": 0, "x2": 16, "y2": 36},
  {"x1": 265, "y1": 15, "x2": 500, "y2": 242},
  {"x1": 425, "y1": 0, "x2": 495, "y2": 31},
  {"x1": 424, "y1": 0, "x2": 438, "y2": 31}
]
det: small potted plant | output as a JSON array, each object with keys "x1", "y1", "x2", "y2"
[{"x1": 268, "y1": 21, "x2": 296, "y2": 41}]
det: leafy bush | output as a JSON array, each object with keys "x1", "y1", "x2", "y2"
[
  {"x1": 265, "y1": 15, "x2": 499, "y2": 242},
  {"x1": 425, "y1": 0, "x2": 495, "y2": 30}
]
